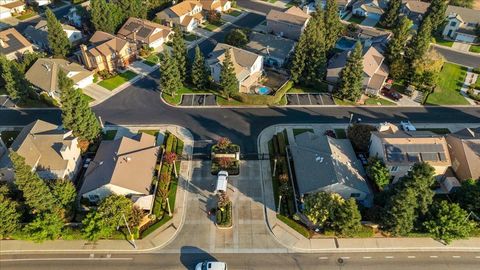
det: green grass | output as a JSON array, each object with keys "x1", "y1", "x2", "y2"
[
  {"x1": 81, "y1": 91, "x2": 94, "y2": 103},
  {"x1": 364, "y1": 97, "x2": 396, "y2": 105},
  {"x1": 162, "y1": 85, "x2": 219, "y2": 105},
  {"x1": 183, "y1": 33, "x2": 199, "y2": 42},
  {"x1": 293, "y1": 128, "x2": 313, "y2": 136},
  {"x1": 469, "y1": 45, "x2": 480, "y2": 53},
  {"x1": 140, "y1": 215, "x2": 172, "y2": 238},
  {"x1": 473, "y1": 76, "x2": 480, "y2": 89},
  {"x1": 16, "y1": 10, "x2": 37, "y2": 20},
  {"x1": 143, "y1": 53, "x2": 161, "y2": 66},
  {"x1": 228, "y1": 10, "x2": 242, "y2": 17},
  {"x1": 138, "y1": 129, "x2": 160, "y2": 137},
  {"x1": 426, "y1": 63, "x2": 469, "y2": 105},
  {"x1": 347, "y1": 15, "x2": 365, "y2": 24},
  {"x1": 202, "y1": 20, "x2": 224, "y2": 31},
  {"x1": 102, "y1": 130, "x2": 117, "y2": 140},
  {"x1": 334, "y1": 97, "x2": 356, "y2": 105},
  {"x1": 334, "y1": 128, "x2": 347, "y2": 139},
  {"x1": 262, "y1": 0, "x2": 278, "y2": 3},
  {"x1": 98, "y1": 71, "x2": 137, "y2": 91},
  {"x1": 416, "y1": 128, "x2": 451, "y2": 135},
  {"x1": 0, "y1": 130, "x2": 20, "y2": 147},
  {"x1": 433, "y1": 35, "x2": 454, "y2": 47},
  {"x1": 276, "y1": 214, "x2": 310, "y2": 239}
]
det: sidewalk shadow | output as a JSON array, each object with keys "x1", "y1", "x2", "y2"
[{"x1": 180, "y1": 246, "x2": 217, "y2": 269}]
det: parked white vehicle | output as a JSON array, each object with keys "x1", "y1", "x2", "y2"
[
  {"x1": 195, "y1": 262, "x2": 228, "y2": 270},
  {"x1": 400, "y1": 121, "x2": 416, "y2": 131},
  {"x1": 215, "y1": 171, "x2": 228, "y2": 194}
]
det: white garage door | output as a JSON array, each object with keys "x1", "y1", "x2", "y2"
[
  {"x1": 75, "y1": 75, "x2": 94, "y2": 89},
  {"x1": 455, "y1": 33, "x2": 475, "y2": 43}
]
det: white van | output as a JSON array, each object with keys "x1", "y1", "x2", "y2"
[
  {"x1": 195, "y1": 261, "x2": 228, "y2": 270},
  {"x1": 215, "y1": 171, "x2": 228, "y2": 194}
]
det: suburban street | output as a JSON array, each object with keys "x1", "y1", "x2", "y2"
[
  {"x1": 433, "y1": 45, "x2": 480, "y2": 68},
  {"x1": 1, "y1": 252, "x2": 480, "y2": 270}
]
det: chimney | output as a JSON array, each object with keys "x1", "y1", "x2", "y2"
[
  {"x1": 132, "y1": 30, "x2": 137, "y2": 42},
  {"x1": 80, "y1": 44, "x2": 92, "y2": 69}
]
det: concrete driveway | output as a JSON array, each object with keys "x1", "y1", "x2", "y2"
[
  {"x1": 162, "y1": 160, "x2": 285, "y2": 253},
  {"x1": 452, "y1": 42, "x2": 471, "y2": 52}
]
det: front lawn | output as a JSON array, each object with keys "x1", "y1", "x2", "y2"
[
  {"x1": 347, "y1": 15, "x2": 365, "y2": 24},
  {"x1": 288, "y1": 82, "x2": 329, "y2": 93},
  {"x1": 433, "y1": 35, "x2": 454, "y2": 47},
  {"x1": 228, "y1": 10, "x2": 242, "y2": 17},
  {"x1": 426, "y1": 63, "x2": 469, "y2": 105},
  {"x1": 293, "y1": 128, "x2": 313, "y2": 136},
  {"x1": 334, "y1": 97, "x2": 356, "y2": 105},
  {"x1": 469, "y1": 45, "x2": 480, "y2": 53},
  {"x1": 143, "y1": 53, "x2": 161, "y2": 66},
  {"x1": 16, "y1": 10, "x2": 37, "y2": 20},
  {"x1": 202, "y1": 20, "x2": 224, "y2": 31},
  {"x1": 97, "y1": 71, "x2": 137, "y2": 91},
  {"x1": 183, "y1": 33, "x2": 199, "y2": 42},
  {"x1": 138, "y1": 129, "x2": 160, "y2": 138},
  {"x1": 81, "y1": 91, "x2": 94, "y2": 103},
  {"x1": 364, "y1": 97, "x2": 396, "y2": 106}
]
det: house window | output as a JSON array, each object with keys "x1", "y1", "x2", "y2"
[
  {"x1": 351, "y1": 193, "x2": 361, "y2": 198},
  {"x1": 450, "y1": 21, "x2": 456, "y2": 27},
  {"x1": 390, "y1": 166, "x2": 398, "y2": 172}
]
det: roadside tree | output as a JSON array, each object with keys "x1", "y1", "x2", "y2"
[
  {"x1": 346, "y1": 123, "x2": 376, "y2": 152},
  {"x1": 0, "y1": 185, "x2": 21, "y2": 238},
  {"x1": 23, "y1": 212, "x2": 64, "y2": 242},
  {"x1": 191, "y1": 46, "x2": 210, "y2": 90},
  {"x1": 159, "y1": 52, "x2": 182, "y2": 97},
  {"x1": 171, "y1": 26, "x2": 188, "y2": 81},
  {"x1": 331, "y1": 198, "x2": 362, "y2": 236},
  {"x1": 337, "y1": 42, "x2": 364, "y2": 101},
  {"x1": 380, "y1": 0, "x2": 401, "y2": 29},
  {"x1": 324, "y1": 0, "x2": 343, "y2": 50}
]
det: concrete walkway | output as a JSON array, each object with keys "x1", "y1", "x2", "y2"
[
  {"x1": 258, "y1": 123, "x2": 480, "y2": 253},
  {"x1": 460, "y1": 67, "x2": 478, "y2": 105},
  {"x1": 0, "y1": 125, "x2": 194, "y2": 253},
  {"x1": 452, "y1": 42, "x2": 471, "y2": 52}
]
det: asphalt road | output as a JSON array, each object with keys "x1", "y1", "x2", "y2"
[
  {"x1": 433, "y1": 46, "x2": 480, "y2": 68},
  {"x1": 2, "y1": 71, "x2": 480, "y2": 154},
  {"x1": 1, "y1": 251, "x2": 479, "y2": 270}
]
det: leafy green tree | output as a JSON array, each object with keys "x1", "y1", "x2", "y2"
[
  {"x1": 225, "y1": 28, "x2": 248, "y2": 48},
  {"x1": 23, "y1": 212, "x2": 64, "y2": 242},
  {"x1": 219, "y1": 49, "x2": 238, "y2": 99},
  {"x1": 10, "y1": 152, "x2": 57, "y2": 213},
  {"x1": 332, "y1": 198, "x2": 362, "y2": 236},
  {"x1": 380, "y1": 0, "x2": 401, "y2": 29},
  {"x1": 59, "y1": 70, "x2": 101, "y2": 142},
  {"x1": 115, "y1": 0, "x2": 146, "y2": 19},
  {"x1": 400, "y1": 162, "x2": 436, "y2": 215},
  {"x1": 49, "y1": 179, "x2": 76, "y2": 218},
  {"x1": 337, "y1": 42, "x2": 364, "y2": 101},
  {"x1": 452, "y1": 179, "x2": 480, "y2": 217},
  {"x1": 449, "y1": 0, "x2": 474, "y2": 8},
  {"x1": 0, "y1": 185, "x2": 21, "y2": 238},
  {"x1": 46, "y1": 8, "x2": 71, "y2": 57},
  {"x1": 423, "y1": 200, "x2": 475, "y2": 244},
  {"x1": 90, "y1": 0, "x2": 124, "y2": 33},
  {"x1": 82, "y1": 195, "x2": 134, "y2": 241},
  {"x1": 382, "y1": 187, "x2": 417, "y2": 235},
  {"x1": 366, "y1": 157, "x2": 391, "y2": 190},
  {"x1": 0, "y1": 55, "x2": 19, "y2": 100},
  {"x1": 406, "y1": 17, "x2": 432, "y2": 72},
  {"x1": 303, "y1": 192, "x2": 344, "y2": 227},
  {"x1": 425, "y1": 0, "x2": 448, "y2": 32},
  {"x1": 324, "y1": 0, "x2": 343, "y2": 51},
  {"x1": 191, "y1": 46, "x2": 210, "y2": 90},
  {"x1": 347, "y1": 124, "x2": 376, "y2": 152},
  {"x1": 159, "y1": 52, "x2": 182, "y2": 97},
  {"x1": 171, "y1": 26, "x2": 187, "y2": 81},
  {"x1": 386, "y1": 17, "x2": 412, "y2": 80}
]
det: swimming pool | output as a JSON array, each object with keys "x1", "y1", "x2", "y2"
[
  {"x1": 256, "y1": 86, "x2": 271, "y2": 95},
  {"x1": 335, "y1": 37, "x2": 356, "y2": 51}
]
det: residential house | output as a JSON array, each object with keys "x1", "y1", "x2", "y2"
[
  {"x1": 289, "y1": 132, "x2": 371, "y2": 204},
  {"x1": 79, "y1": 31, "x2": 137, "y2": 72},
  {"x1": 207, "y1": 43, "x2": 264, "y2": 93},
  {"x1": 401, "y1": 0, "x2": 430, "y2": 27},
  {"x1": 244, "y1": 32, "x2": 295, "y2": 68},
  {"x1": 337, "y1": 25, "x2": 391, "y2": 52},
  {"x1": 369, "y1": 123, "x2": 451, "y2": 183},
  {"x1": 0, "y1": 1, "x2": 25, "y2": 19},
  {"x1": 79, "y1": 133, "x2": 159, "y2": 204},
  {"x1": 327, "y1": 45, "x2": 389, "y2": 95},
  {"x1": 446, "y1": 127, "x2": 480, "y2": 181},
  {"x1": 266, "y1": 6, "x2": 311, "y2": 41},
  {"x1": 352, "y1": 0, "x2": 385, "y2": 20},
  {"x1": 9, "y1": 120, "x2": 82, "y2": 180},
  {"x1": 0, "y1": 28, "x2": 33, "y2": 60},
  {"x1": 198, "y1": 0, "x2": 231, "y2": 12},
  {"x1": 313, "y1": 0, "x2": 353, "y2": 17},
  {"x1": 156, "y1": 0, "x2": 204, "y2": 32},
  {"x1": 25, "y1": 58, "x2": 94, "y2": 100},
  {"x1": 23, "y1": 20, "x2": 83, "y2": 50},
  {"x1": 65, "y1": 6, "x2": 83, "y2": 28},
  {"x1": 28, "y1": 0, "x2": 50, "y2": 6},
  {"x1": 442, "y1": 5, "x2": 480, "y2": 43},
  {"x1": 117, "y1": 17, "x2": 173, "y2": 51}
]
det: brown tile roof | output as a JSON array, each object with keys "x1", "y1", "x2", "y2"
[
  {"x1": 170, "y1": 0, "x2": 202, "y2": 17},
  {"x1": 25, "y1": 58, "x2": 93, "y2": 94},
  {"x1": 0, "y1": 28, "x2": 32, "y2": 56},
  {"x1": 210, "y1": 43, "x2": 261, "y2": 81},
  {"x1": 117, "y1": 17, "x2": 173, "y2": 45},
  {"x1": 199, "y1": 0, "x2": 221, "y2": 11},
  {"x1": 363, "y1": 46, "x2": 384, "y2": 77},
  {"x1": 402, "y1": 0, "x2": 430, "y2": 14},
  {"x1": 88, "y1": 31, "x2": 129, "y2": 57},
  {"x1": 446, "y1": 5, "x2": 480, "y2": 24},
  {"x1": 266, "y1": 6, "x2": 310, "y2": 26},
  {"x1": 80, "y1": 133, "x2": 159, "y2": 195}
]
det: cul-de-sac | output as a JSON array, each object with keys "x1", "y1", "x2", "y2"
[{"x1": 1, "y1": 0, "x2": 480, "y2": 269}]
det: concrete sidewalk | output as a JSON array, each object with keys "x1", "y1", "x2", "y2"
[
  {"x1": 258, "y1": 123, "x2": 480, "y2": 253},
  {"x1": 0, "y1": 125, "x2": 194, "y2": 254},
  {"x1": 459, "y1": 67, "x2": 478, "y2": 105}
]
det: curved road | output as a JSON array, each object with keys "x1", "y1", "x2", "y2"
[{"x1": 2, "y1": 70, "x2": 480, "y2": 153}]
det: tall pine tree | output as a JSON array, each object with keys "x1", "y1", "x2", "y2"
[
  {"x1": 406, "y1": 17, "x2": 433, "y2": 76},
  {"x1": 58, "y1": 70, "x2": 100, "y2": 141},
  {"x1": 219, "y1": 49, "x2": 238, "y2": 99},
  {"x1": 115, "y1": 0, "x2": 146, "y2": 19},
  {"x1": 171, "y1": 26, "x2": 187, "y2": 81},
  {"x1": 289, "y1": 29, "x2": 308, "y2": 83},
  {"x1": 380, "y1": 0, "x2": 402, "y2": 29},
  {"x1": 90, "y1": 0, "x2": 124, "y2": 34},
  {"x1": 386, "y1": 17, "x2": 412, "y2": 79},
  {"x1": 337, "y1": 42, "x2": 364, "y2": 101},
  {"x1": 425, "y1": 0, "x2": 448, "y2": 32},
  {"x1": 191, "y1": 46, "x2": 210, "y2": 90},
  {"x1": 0, "y1": 186, "x2": 21, "y2": 238},
  {"x1": 159, "y1": 52, "x2": 182, "y2": 97},
  {"x1": 0, "y1": 56, "x2": 30, "y2": 102},
  {"x1": 46, "y1": 8, "x2": 71, "y2": 57},
  {"x1": 324, "y1": 0, "x2": 343, "y2": 51},
  {"x1": 303, "y1": 9, "x2": 327, "y2": 86}
]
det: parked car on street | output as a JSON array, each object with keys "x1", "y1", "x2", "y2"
[
  {"x1": 400, "y1": 121, "x2": 416, "y2": 131},
  {"x1": 195, "y1": 261, "x2": 228, "y2": 270}
]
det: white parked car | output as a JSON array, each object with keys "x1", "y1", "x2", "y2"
[
  {"x1": 400, "y1": 121, "x2": 416, "y2": 131},
  {"x1": 215, "y1": 171, "x2": 228, "y2": 194},
  {"x1": 195, "y1": 261, "x2": 228, "y2": 270}
]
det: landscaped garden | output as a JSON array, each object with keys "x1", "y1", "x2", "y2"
[
  {"x1": 183, "y1": 33, "x2": 199, "y2": 42},
  {"x1": 97, "y1": 71, "x2": 137, "y2": 91},
  {"x1": 81, "y1": 91, "x2": 95, "y2": 103},
  {"x1": 215, "y1": 193, "x2": 232, "y2": 228},
  {"x1": 426, "y1": 63, "x2": 469, "y2": 105},
  {"x1": 15, "y1": 9, "x2": 37, "y2": 20},
  {"x1": 143, "y1": 53, "x2": 162, "y2": 66},
  {"x1": 101, "y1": 130, "x2": 117, "y2": 141},
  {"x1": 228, "y1": 10, "x2": 242, "y2": 17},
  {"x1": 211, "y1": 137, "x2": 240, "y2": 175}
]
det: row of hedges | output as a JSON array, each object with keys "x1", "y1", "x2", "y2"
[
  {"x1": 211, "y1": 144, "x2": 240, "y2": 154},
  {"x1": 164, "y1": 131, "x2": 184, "y2": 155},
  {"x1": 216, "y1": 202, "x2": 232, "y2": 227},
  {"x1": 211, "y1": 158, "x2": 240, "y2": 175},
  {"x1": 467, "y1": 88, "x2": 480, "y2": 102},
  {"x1": 231, "y1": 81, "x2": 293, "y2": 105}
]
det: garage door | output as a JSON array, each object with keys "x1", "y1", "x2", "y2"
[
  {"x1": 75, "y1": 75, "x2": 94, "y2": 89},
  {"x1": 455, "y1": 33, "x2": 475, "y2": 43}
]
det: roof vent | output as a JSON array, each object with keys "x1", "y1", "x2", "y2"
[
  {"x1": 42, "y1": 64, "x2": 51, "y2": 72},
  {"x1": 315, "y1": 155, "x2": 324, "y2": 163},
  {"x1": 126, "y1": 156, "x2": 132, "y2": 162}
]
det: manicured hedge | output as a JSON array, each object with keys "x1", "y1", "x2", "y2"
[
  {"x1": 276, "y1": 214, "x2": 310, "y2": 239},
  {"x1": 216, "y1": 202, "x2": 232, "y2": 227}
]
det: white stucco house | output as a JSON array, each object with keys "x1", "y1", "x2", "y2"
[
  {"x1": 442, "y1": 5, "x2": 480, "y2": 43},
  {"x1": 352, "y1": 0, "x2": 385, "y2": 20},
  {"x1": 0, "y1": 1, "x2": 26, "y2": 19},
  {"x1": 156, "y1": 0, "x2": 204, "y2": 32}
]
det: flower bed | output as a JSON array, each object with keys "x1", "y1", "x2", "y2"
[
  {"x1": 216, "y1": 202, "x2": 232, "y2": 228},
  {"x1": 211, "y1": 158, "x2": 240, "y2": 175}
]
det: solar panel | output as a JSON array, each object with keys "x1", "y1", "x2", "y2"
[
  {"x1": 387, "y1": 153, "x2": 406, "y2": 162},
  {"x1": 407, "y1": 152, "x2": 420, "y2": 162},
  {"x1": 125, "y1": 22, "x2": 140, "y2": 32},
  {"x1": 438, "y1": 152, "x2": 447, "y2": 161},
  {"x1": 137, "y1": 27, "x2": 152, "y2": 38},
  {"x1": 420, "y1": 152, "x2": 438, "y2": 162}
]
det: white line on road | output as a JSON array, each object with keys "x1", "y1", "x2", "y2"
[
  {"x1": 0, "y1": 258, "x2": 133, "y2": 262},
  {"x1": 475, "y1": 256, "x2": 480, "y2": 259},
  {"x1": 407, "y1": 256, "x2": 416, "y2": 259},
  {"x1": 318, "y1": 257, "x2": 328, "y2": 260},
  {"x1": 452, "y1": 256, "x2": 461, "y2": 258},
  {"x1": 385, "y1": 256, "x2": 394, "y2": 259},
  {"x1": 430, "y1": 256, "x2": 438, "y2": 258},
  {"x1": 363, "y1": 256, "x2": 372, "y2": 259}
]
